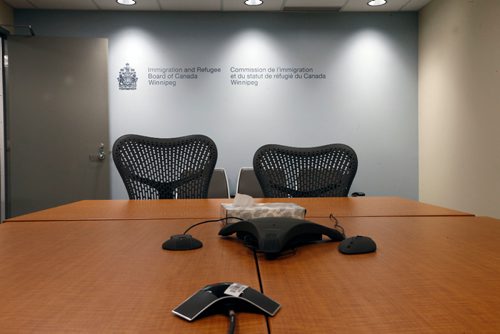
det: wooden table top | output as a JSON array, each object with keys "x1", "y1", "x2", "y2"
[
  {"x1": 256, "y1": 215, "x2": 500, "y2": 333},
  {"x1": 5, "y1": 196, "x2": 473, "y2": 222},
  {"x1": 0, "y1": 219, "x2": 267, "y2": 333}
]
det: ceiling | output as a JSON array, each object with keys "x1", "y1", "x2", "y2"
[{"x1": 4, "y1": 0, "x2": 432, "y2": 12}]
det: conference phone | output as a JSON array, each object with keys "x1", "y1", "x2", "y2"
[
  {"x1": 172, "y1": 282, "x2": 280, "y2": 321},
  {"x1": 218, "y1": 216, "x2": 345, "y2": 258}
]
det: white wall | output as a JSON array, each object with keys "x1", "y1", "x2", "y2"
[
  {"x1": 419, "y1": 0, "x2": 500, "y2": 218},
  {"x1": 15, "y1": 11, "x2": 419, "y2": 199}
]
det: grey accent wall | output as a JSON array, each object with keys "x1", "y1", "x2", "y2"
[{"x1": 14, "y1": 10, "x2": 418, "y2": 199}]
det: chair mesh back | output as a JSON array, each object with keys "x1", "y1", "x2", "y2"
[
  {"x1": 253, "y1": 144, "x2": 358, "y2": 198},
  {"x1": 113, "y1": 134, "x2": 217, "y2": 199}
]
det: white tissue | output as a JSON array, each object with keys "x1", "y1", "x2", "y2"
[
  {"x1": 221, "y1": 195, "x2": 306, "y2": 223},
  {"x1": 232, "y1": 193, "x2": 256, "y2": 207}
]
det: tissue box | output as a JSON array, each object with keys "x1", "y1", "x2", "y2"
[{"x1": 221, "y1": 203, "x2": 306, "y2": 224}]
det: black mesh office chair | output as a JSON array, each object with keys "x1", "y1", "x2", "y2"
[
  {"x1": 253, "y1": 143, "x2": 358, "y2": 198},
  {"x1": 113, "y1": 134, "x2": 217, "y2": 199}
]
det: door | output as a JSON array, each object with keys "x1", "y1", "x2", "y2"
[{"x1": 6, "y1": 37, "x2": 110, "y2": 218}]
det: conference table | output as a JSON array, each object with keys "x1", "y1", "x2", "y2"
[
  {"x1": 0, "y1": 218, "x2": 267, "y2": 333},
  {"x1": 2, "y1": 197, "x2": 500, "y2": 333},
  {"x1": 258, "y1": 215, "x2": 500, "y2": 333},
  {"x1": 7, "y1": 196, "x2": 473, "y2": 222}
]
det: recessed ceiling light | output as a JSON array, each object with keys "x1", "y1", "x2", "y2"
[
  {"x1": 245, "y1": 0, "x2": 263, "y2": 6},
  {"x1": 367, "y1": 0, "x2": 387, "y2": 6},
  {"x1": 117, "y1": 0, "x2": 136, "y2": 5}
]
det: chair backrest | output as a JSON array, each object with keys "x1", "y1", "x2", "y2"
[
  {"x1": 113, "y1": 134, "x2": 217, "y2": 199},
  {"x1": 207, "y1": 168, "x2": 230, "y2": 198},
  {"x1": 236, "y1": 167, "x2": 265, "y2": 198},
  {"x1": 253, "y1": 143, "x2": 358, "y2": 198}
]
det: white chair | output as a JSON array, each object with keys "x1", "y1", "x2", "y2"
[
  {"x1": 207, "y1": 168, "x2": 230, "y2": 198},
  {"x1": 236, "y1": 167, "x2": 264, "y2": 198}
]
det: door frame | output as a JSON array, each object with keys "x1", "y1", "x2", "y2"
[{"x1": 0, "y1": 26, "x2": 9, "y2": 222}]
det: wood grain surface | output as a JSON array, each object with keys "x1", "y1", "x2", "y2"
[
  {"x1": 258, "y1": 216, "x2": 500, "y2": 333},
  {"x1": 0, "y1": 219, "x2": 267, "y2": 333},
  {"x1": 5, "y1": 196, "x2": 473, "y2": 223}
]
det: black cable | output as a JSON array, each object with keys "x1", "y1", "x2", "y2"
[
  {"x1": 183, "y1": 216, "x2": 244, "y2": 235},
  {"x1": 227, "y1": 309, "x2": 236, "y2": 334},
  {"x1": 329, "y1": 213, "x2": 345, "y2": 237},
  {"x1": 253, "y1": 247, "x2": 271, "y2": 334}
]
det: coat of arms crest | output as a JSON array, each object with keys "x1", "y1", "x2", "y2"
[{"x1": 117, "y1": 63, "x2": 138, "y2": 90}]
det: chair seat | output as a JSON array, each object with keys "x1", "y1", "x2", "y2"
[
  {"x1": 207, "y1": 168, "x2": 230, "y2": 198},
  {"x1": 236, "y1": 167, "x2": 264, "y2": 198}
]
